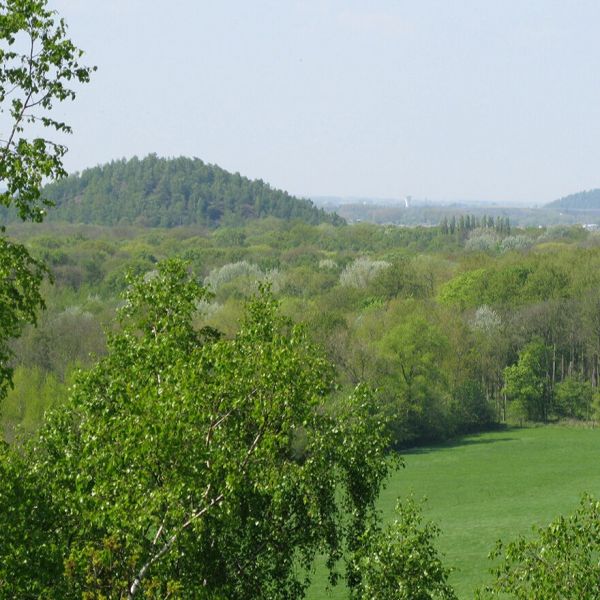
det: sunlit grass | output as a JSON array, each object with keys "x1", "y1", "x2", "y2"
[{"x1": 307, "y1": 426, "x2": 600, "y2": 599}]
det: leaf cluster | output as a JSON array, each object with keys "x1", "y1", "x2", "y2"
[{"x1": 480, "y1": 494, "x2": 600, "y2": 599}]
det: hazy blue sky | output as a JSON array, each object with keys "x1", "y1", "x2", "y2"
[{"x1": 51, "y1": 1, "x2": 600, "y2": 204}]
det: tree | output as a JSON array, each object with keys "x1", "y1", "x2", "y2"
[
  {"x1": 480, "y1": 495, "x2": 600, "y2": 599},
  {"x1": 379, "y1": 313, "x2": 450, "y2": 446},
  {"x1": 0, "y1": 0, "x2": 94, "y2": 400},
  {"x1": 351, "y1": 498, "x2": 457, "y2": 600},
  {"x1": 554, "y1": 375, "x2": 592, "y2": 420},
  {"x1": 0, "y1": 260, "x2": 392, "y2": 598},
  {"x1": 503, "y1": 340, "x2": 551, "y2": 422}
]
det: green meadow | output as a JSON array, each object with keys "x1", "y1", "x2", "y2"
[{"x1": 307, "y1": 426, "x2": 600, "y2": 599}]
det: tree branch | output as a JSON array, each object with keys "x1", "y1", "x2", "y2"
[{"x1": 127, "y1": 492, "x2": 225, "y2": 599}]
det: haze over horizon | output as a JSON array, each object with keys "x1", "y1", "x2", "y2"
[{"x1": 51, "y1": 1, "x2": 600, "y2": 206}]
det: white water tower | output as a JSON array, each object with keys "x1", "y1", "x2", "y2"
[{"x1": 404, "y1": 195, "x2": 412, "y2": 208}]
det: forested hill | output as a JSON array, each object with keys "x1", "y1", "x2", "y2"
[
  {"x1": 32, "y1": 155, "x2": 344, "y2": 227},
  {"x1": 546, "y1": 188, "x2": 600, "y2": 210}
]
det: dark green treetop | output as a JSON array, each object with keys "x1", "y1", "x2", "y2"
[{"x1": 32, "y1": 154, "x2": 346, "y2": 227}]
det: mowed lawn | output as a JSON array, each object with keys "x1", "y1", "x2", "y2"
[{"x1": 306, "y1": 426, "x2": 600, "y2": 599}]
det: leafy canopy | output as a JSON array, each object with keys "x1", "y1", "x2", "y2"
[{"x1": 1, "y1": 259, "x2": 392, "y2": 598}]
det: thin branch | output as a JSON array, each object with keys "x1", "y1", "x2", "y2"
[
  {"x1": 152, "y1": 524, "x2": 164, "y2": 547},
  {"x1": 128, "y1": 397, "x2": 267, "y2": 597},
  {"x1": 127, "y1": 492, "x2": 225, "y2": 599}
]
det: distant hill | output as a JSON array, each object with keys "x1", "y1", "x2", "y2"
[
  {"x1": 17, "y1": 155, "x2": 343, "y2": 227},
  {"x1": 546, "y1": 189, "x2": 600, "y2": 210}
]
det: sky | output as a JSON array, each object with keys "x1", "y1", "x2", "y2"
[{"x1": 49, "y1": 0, "x2": 600, "y2": 205}]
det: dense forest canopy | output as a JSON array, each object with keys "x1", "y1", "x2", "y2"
[
  {"x1": 546, "y1": 188, "x2": 600, "y2": 210},
  {"x1": 4, "y1": 216, "x2": 599, "y2": 447},
  {"x1": 10, "y1": 155, "x2": 345, "y2": 228}
]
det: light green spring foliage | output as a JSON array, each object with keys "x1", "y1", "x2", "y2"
[
  {"x1": 0, "y1": 259, "x2": 392, "y2": 599},
  {"x1": 437, "y1": 269, "x2": 487, "y2": 309},
  {"x1": 1, "y1": 365, "x2": 67, "y2": 442},
  {"x1": 0, "y1": 0, "x2": 93, "y2": 401},
  {"x1": 378, "y1": 315, "x2": 450, "y2": 446},
  {"x1": 480, "y1": 494, "x2": 600, "y2": 599},
  {"x1": 553, "y1": 375, "x2": 593, "y2": 420},
  {"x1": 8, "y1": 219, "x2": 600, "y2": 447},
  {"x1": 0, "y1": 439, "x2": 64, "y2": 597},
  {"x1": 0, "y1": 238, "x2": 46, "y2": 399},
  {"x1": 503, "y1": 339, "x2": 552, "y2": 422},
  {"x1": 352, "y1": 499, "x2": 457, "y2": 600},
  {"x1": 0, "y1": 0, "x2": 95, "y2": 221}
]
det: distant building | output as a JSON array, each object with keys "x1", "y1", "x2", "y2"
[{"x1": 404, "y1": 195, "x2": 412, "y2": 208}]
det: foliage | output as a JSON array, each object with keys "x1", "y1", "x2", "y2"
[
  {"x1": 379, "y1": 315, "x2": 450, "y2": 445},
  {"x1": 547, "y1": 188, "x2": 600, "y2": 210},
  {"x1": 27, "y1": 154, "x2": 345, "y2": 227},
  {"x1": 0, "y1": 441, "x2": 64, "y2": 597},
  {"x1": 471, "y1": 305, "x2": 501, "y2": 334},
  {"x1": 371, "y1": 258, "x2": 430, "y2": 300},
  {"x1": 0, "y1": 260, "x2": 391, "y2": 598},
  {"x1": 352, "y1": 498, "x2": 457, "y2": 600},
  {"x1": 554, "y1": 375, "x2": 592, "y2": 420},
  {"x1": 204, "y1": 259, "x2": 262, "y2": 289},
  {"x1": 0, "y1": 237, "x2": 45, "y2": 399},
  {"x1": 203, "y1": 259, "x2": 281, "y2": 299},
  {"x1": 339, "y1": 257, "x2": 390, "y2": 289},
  {"x1": 0, "y1": 0, "x2": 93, "y2": 402},
  {"x1": 503, "y1": 340, "x2": 551, "y2": 422},
  {"x1": 499, "y1": 235, "x2": 532, "y2": 253},
  {"x1": 464, "y1": 229, "x2": 498, "y2": 253},
  {"x1": 1, "y1": 364, "x2": 67, "y2": 442},
  {"x1": 437, "y1": 269, "x2": 487, "y2": 309},
  {"x1": 0, "y1": 0, "x2": 94, "y2": 221},
  {"x1": 6, "y1": 217, "x2": 600, "y2": 443},
  {"x1": 318, "y1": 258, "x2": 337, "y2": 270},
  {"x1": 450, "y1": 380, "x2": 494, "y2": 433},
  {"x1": 481, "y1": 494, "x2": 600, "y2": 599}
]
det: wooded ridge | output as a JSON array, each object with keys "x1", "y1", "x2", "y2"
[{"x1": 1, "y1": 154, "x2": 344, "y2": 228}]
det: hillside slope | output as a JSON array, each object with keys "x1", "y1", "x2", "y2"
[
  {"x1": 546, "y1": 188, "x2": 600, "y2": 210},
  {"x1": 30, "y1": 155, "x2": 344, "y2": 227}
]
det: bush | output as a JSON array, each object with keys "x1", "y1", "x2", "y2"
[
  {"x1": 339, "y1": 258, "x2": 390, "y2": 289},
  {"x1": 554, "y1": 376, "x2": 592, "y2": 420},
  {"x1": 352, "y1": 498, "x2": 456, "y2": 600},
  {"x1": 481, "y1": 495, "x2": 600, "y2": 599}
]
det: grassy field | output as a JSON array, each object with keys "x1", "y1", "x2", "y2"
[{"x1": 306, "y1": 426, "x2": 600, "y2": 599}]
